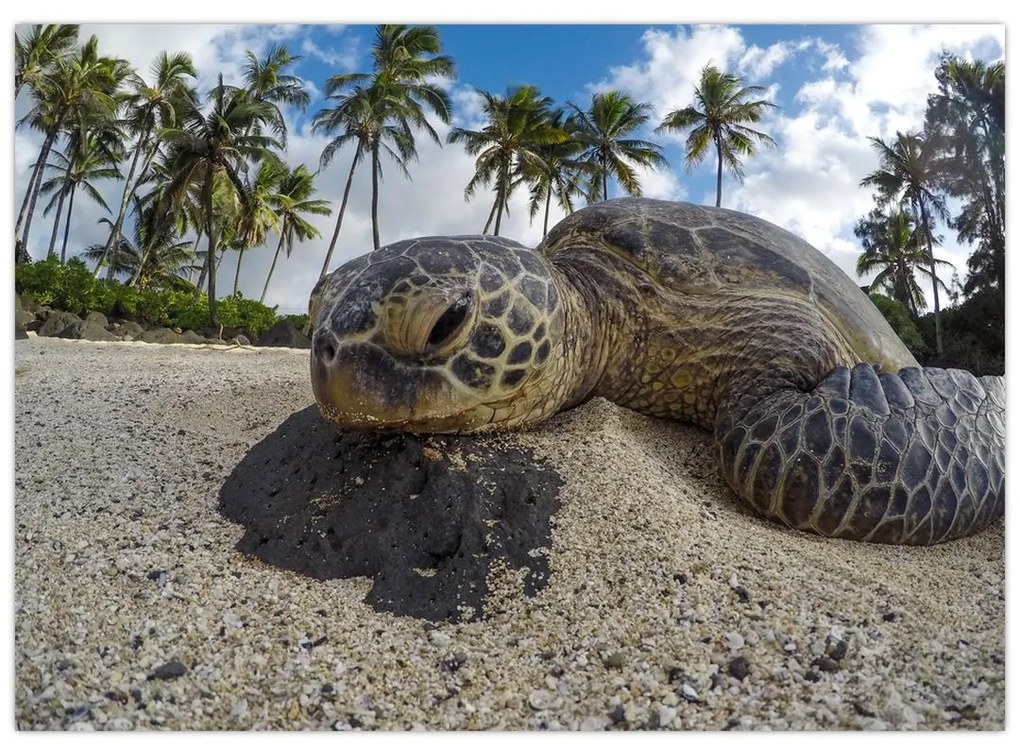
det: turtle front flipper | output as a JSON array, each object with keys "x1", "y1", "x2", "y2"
[{"x1": 714, "y1": 364, "x2": 1005, "y2": 545}]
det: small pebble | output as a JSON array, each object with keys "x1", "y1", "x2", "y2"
[
  {"x1": 149, "y1": 660, "x2": 188, "y2": 681},
  {"x1": 427, "y1": 630, "x2": 451, "y2": 648},
  {"x1": 604, "y1": 651, "x2": 625, "y2": 669},
  {"x1": 680, "y1": 684, "x2": 699, "y2": 702},
  {"x1": 728, "y1": 656, "x2": 750, "y2": 681}
]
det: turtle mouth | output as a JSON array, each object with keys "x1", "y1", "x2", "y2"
[{"x1": 309, "y1": 338, "x2": 489, "y2": 433}]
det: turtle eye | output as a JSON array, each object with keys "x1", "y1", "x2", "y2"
[{"x1": 427, "y1": 295, "x2": 471, "y2": 350}]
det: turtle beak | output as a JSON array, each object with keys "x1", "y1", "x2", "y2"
[{"x1": 309, "y1": 332, "x2": 491, "y2": 432}]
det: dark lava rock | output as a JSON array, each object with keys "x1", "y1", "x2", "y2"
[
  {"x1": 16, "y1": 322, "x2": 28, "y2": 340},
  {"x1": 219, "y1": 405, "x2": 562, "y2": 622},
  {"x1": 110, "y1": 320, "x2": 145, "y2": 339},
  {"x1": 56, "y1": 319, "x2": 119, "y2": 342},
  {"x1": 16, "y1": 307, "x2": 36, "y2": 328},
  {"x1": 257, "y1": 319, "x2": 311, "y2": 349},
  {"x1": 148, "y1": 660, "x2": 188, "y2": 680},
  {"x1": 137, "y1": 328, "x2": 181, "y2": 344},
  {"x1": 36, "y1": 310, "x2": 82, "y2": 337},
  {"x1": 179, "y1": 329, "x2": 208, "y2": 345},
  {"x1": 84, "y1": 310, "x2": 108, "y2": 326},
  {"x1": 728, "y1": 655, "x2": 750, "y2": 681}
]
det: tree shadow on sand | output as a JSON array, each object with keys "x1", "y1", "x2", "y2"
[{"x1": 218, "y1": 405, "x2": 563, "y2": 622}]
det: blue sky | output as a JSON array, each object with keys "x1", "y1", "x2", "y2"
[{"x1": 11, "y1": 22, "x2": 1006, "y2": 314}]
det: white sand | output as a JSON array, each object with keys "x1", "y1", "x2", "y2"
[{"x1": 14, "y1": 335, "x2": 1004, "y2": 731}]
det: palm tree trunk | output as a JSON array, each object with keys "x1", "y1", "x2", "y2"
[
  {"x1": 370, "y1": 143, "x2": 381, "y2": 250},
  {"x1": 16, "y1": 130, "x2": 54, "y2": 239},
  {"x1": 46, "y1": 187, "x2": 68, "y2": 258},
  {"x1": 319, "y1": 154, "x2": 359, "y2": 279},
  {"x1": 715, "y1": 136, "x2": 724, "y2": 208},
  {"x1": 261, "y1": 230, "x2": 287, "y2": 303},
  {"x1": 482, "y1": 196, "x2": 498, "y2": 234},
  {"x1": 493, "y1": 160, "x2": 508, "y2": 236},
  {"x1": 595, "y1": 154, "x2": 603, "y2": 202},
  {"x1": 918, "y1": 200, "x2": 943, "y2": 356},
  {"x1": 232, "y1": 248, "x2": 244, "y2": 296},
  {"x1": 543, "y1": 186, "x2": 552, "y2": 237},
  {"x1": 204, "y1": 175, "x2": 220, "y2": 328},
  {"x1": 97, "y1": 124, "x2": 151, "y2": 277},
  {"x1": 19, "y1": 127, "x2": 61, "y2": 251},
  {"x1": 60, "y1": 185, "x2": 76, "y2": 263}
]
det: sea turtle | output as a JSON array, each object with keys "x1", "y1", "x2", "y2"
[{"x1": 308, "y1": 198, "x2": 1004, "y2": 546}]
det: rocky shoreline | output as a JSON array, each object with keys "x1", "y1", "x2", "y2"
[{"x1": 14, "y1": 293, "x2": 310, "y2": 348}]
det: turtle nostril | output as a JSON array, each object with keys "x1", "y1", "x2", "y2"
[{"x1": 314, "y1": 329, "x2": 337, "y2": 364}]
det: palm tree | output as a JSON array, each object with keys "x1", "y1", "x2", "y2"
[
  {"x1": 260, "y1": 164, "x2": 330, "y2": 302},
  {"x1": 86, "y1": 210, "x2": 199, "y2": 291},
  {"x1": 239, "y1": 43, "x2": 310, "y2": 147},
  {"x1": 322, "y1": 25, "x2": 454, "y2": 251},
  {"x1": 448, "y1": 85, "x2": 567, "y2": 236},
  {"x1": 861, "y1": 130, "x2": 950, "y2": 354},
  {"x1": 16, "y1": 36, "x2": 128, "y2": 257},
  {"x1": 14, "y1": 24, "x2": 79, "y2": 101},
  {"x1": 568, "y1": 90, "x2": 667, "y2": 202},
  {"x1": 656, "y1": 65, "x2": 777, "y2": 208},
  {"x1": 523, "y1": 111, "x2": 590, "y2": 236},
  {"x1": 96, "y1": 50, "x2": 197, "y2": 278},
  {"x1": 231, "y1": 157, "x2": 286, "y2": 296},
  {"x1": 926, "y1": 57, "x2": 1005, "y2": 296},
  {"x1": 854, "y1": 208, "x2": 954, "y2": 318},
  {"x1": 159, "y1": 77, "x2": 280, "y2": 326},
  {"x1": 39, "y1": 125, "x2": 121, "y2": 261},
  {"x1": 312, "y1": 81, "x2": 379, "y2": 277}
]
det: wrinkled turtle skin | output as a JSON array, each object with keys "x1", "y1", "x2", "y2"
[{"x1": 309, "y1": 198, "x2": 1005, "y2": 545}]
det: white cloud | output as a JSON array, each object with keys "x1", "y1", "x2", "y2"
[
  {"x1": 738, "y1": 39, "x2": 803, "y2": 80},
  {"x1": 637, "y1": 166, "x2": 687, "y2": 202}
]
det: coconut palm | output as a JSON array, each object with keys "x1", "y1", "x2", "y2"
[
  {"x1": 448, "y1": 85, "x2": 567, "y2": 236},
  {"x1": 230, "y1": 157, "x2": 286, "y2": 296},
  {"x1": 568, "y1": 90, "x2": 667, "y2": 202},
  {"x1": 318, "y1": 25, "x2": 454, "y2": 252},
  {"x1": 523, "y1": 110, "x2": 590, "y2": 236},
  {"x1": 17, "y1": 36, "x2": 129, "y2": 256},
  {"x1": 159, "y1": 77, "x2": 280, "y2": 326},
  {"x1": 239, "y1": 43, "x2": 310, "y2": 147},
  {"x1": 926, "y1": 57, "x2": 1005, "y2": 296},
  {"x1": 96, "y1": 50, "x2": 197, "y2": 278},
  {"x1": 854, "y1": 208, "x2": 954, "y2": 318},
  {"x1": 861, "y1": 130, "x2": 950, "y2": 354},
  {"x1": 312, "y1": 82, "x2": 380, "y2": 277},
  {"x1": 86, "y1": 209, "x2": 199, "y2": 291},
  {"x1": 656, "y1": 65, "x2": 777, "y2": 208},
  {"x1": 14, "y1": 23, "x2": 79, "y2": 101},
  {"x1": 260, "y1": 164, "x2": 330, "y2": 302},
  {"x1": 39, "y1": 124, "x2": 121, "y2": 261}
]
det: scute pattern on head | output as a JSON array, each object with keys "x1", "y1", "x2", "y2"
[{"x1": 310, "y1": 235, "x2": 570, "y2": 430}]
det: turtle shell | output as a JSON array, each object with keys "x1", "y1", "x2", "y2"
[{"x1": 539, "y1": 198, "x2": 918, "y2": 372}]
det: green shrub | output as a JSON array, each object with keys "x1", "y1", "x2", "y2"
[
  {"x1": 16, "y1": 257, "x2": 303, "y2": 339},
  {"x1": 869, "y1": 294, "x2": 926, "y2": 354},
  {"x1": 214, "y1": 294, "x2": 278, "y2": 337},
  {"x1": 281, "y1": 313, "x2": 311, "y2": 334},
  {"x1": 15, "y1": 256, "x2": 115, "y2": 316}
]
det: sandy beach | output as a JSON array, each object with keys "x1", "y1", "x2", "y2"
[{"x1": 14, "y1": 335, "x2": 1004, "y2": 731}]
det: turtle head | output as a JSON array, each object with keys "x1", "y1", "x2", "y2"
[{"x1": 309, "y1": 236, "x2": 565, "y2": 432}]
